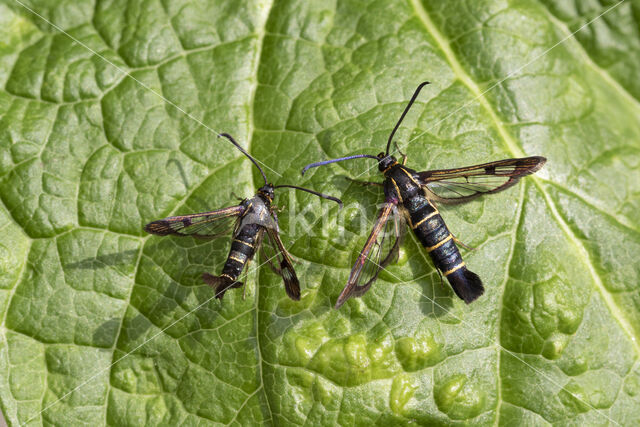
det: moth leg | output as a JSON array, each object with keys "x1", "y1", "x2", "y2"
[
  {"x1": 242, "y1": 259, "x2": 252, "y2": 300},
  {"x1": 394, "y1": 140, "x2": 407, "y2": 165},
  {"x1": 452, "y1": 235, "x2": 475, "y2": 251},
  {"x1": 242, "y1": 276, "x2": 247, "y2": 300},
  {"x1": 231, "y1": 192, "x2": 244, "y2": 202},
  {"x1": 345, "y1": 177, "x2": 383, "y2": 187}
]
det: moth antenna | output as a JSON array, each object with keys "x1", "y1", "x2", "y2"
[
  {"x1": 218, "y1": 133, "x2": 268, "y2": 185},
  {"x1": 274, "y1": 184, "x2": 343, "y2": 208},
  {"x1": 386, "y1": 81, "x2": 430, "y2": 155},
  {"x1": 301, "y1": 154, "x2": 379, "y2": 175}
]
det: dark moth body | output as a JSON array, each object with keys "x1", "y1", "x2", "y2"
[
  {"x1": 144, "y1": 132, "x2": 342, "y2": 301},
  {"x1": 145, "y1": 186, "x2": 309, "y2": 300},
  {"x1": 204, "y1": 195, "x2": 273, "y2": 297},
  {"x1": 220, "y1": 222, "x2": 261, "y2": 285},
  {"x1": 301, "y1": 82, "x2": 546, "y2": 309},
  {"x1": 383, "y1": 162, "x2": 483, "y2": 302}
]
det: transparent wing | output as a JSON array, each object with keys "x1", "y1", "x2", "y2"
[
  {"x1": 144, "y1": 205, "x2": 245, "y2": 239},
  {"x1": 260, "y1": 229, "x2": 280, "y2": 274},
  {"x1": 264, "y1": 222, "x2": 301, "y2": 301},
  {"x1": 417, "y1": 156, "x2": 546, "y2": 204},
  {"x1": 259, "y1": 211, "x2": 282, "y2": 274},
  {"x1": 335, "y1": 201, "x2": 405, "y2": 309}
]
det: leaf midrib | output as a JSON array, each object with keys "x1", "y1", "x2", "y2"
[
  {"x1": 247, "y1": 0, "x2": 275, "y2": 425},
  {"x1": 409, "y1": 0, "x2": 640, "y2": 358}
]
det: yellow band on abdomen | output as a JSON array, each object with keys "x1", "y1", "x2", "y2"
[
  {"x1": 412, "y1": 210, "x2": 439, "y2": 229},
  {"x1": 234, "y1": 239, "x2": 254, "y2": 249},
  {"x1": 426, "y1": 234, "x2": 452, "y2": 252},
  {"x1": 443, "y1": 262, "x2": 465, "y2": 276}
]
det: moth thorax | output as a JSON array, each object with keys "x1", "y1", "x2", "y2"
[{"x1": 378, "y1": 155, "x2": 397, "y2": 172}]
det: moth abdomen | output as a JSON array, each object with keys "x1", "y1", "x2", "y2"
[
  {"x1": 218, "y1": 223, "x2": 261, "y2": 287},
  {"x1": 410, "y1": 203, "x2": 483, "y2": 302}
]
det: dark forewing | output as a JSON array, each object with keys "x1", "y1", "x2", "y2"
[
  {"x1": 265, "y1": 226, "x2": 301, "y2": 300},
  {"x1": 144, "y1": 205, "x2": 245, "y2": 238},
  {"x1": 335, "y1": 201, "x2": 404, "y2": 309},
  {"x1": 417, "y1": 156, "x2": 546, "y2": 204}
]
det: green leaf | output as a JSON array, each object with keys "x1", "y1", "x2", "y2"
[{"x1": 1, "y1": 0, "x2": 639, "y2": 425}]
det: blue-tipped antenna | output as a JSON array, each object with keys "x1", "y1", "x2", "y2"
[
  {"x1": 301, "y1": 154, "x2": 379, "y2": 175},
  {"x1": 301, "y1": 81, "x2": 430, "y2": 174}
]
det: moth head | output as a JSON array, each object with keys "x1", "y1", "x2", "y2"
[
  {"x1": 377, "y1": 152, "x2": 397, "y2": 172},
  {"x1": 258, "y1": 184, "x2": 275, "y2": 201}
]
